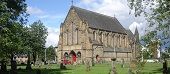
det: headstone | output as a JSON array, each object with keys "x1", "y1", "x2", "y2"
[
  {"x1": 163, "y1": 60, "x2": 168, "y2": 74},
  {"x1": 110, "y1": 58, "x2": 117, "y2": 74},
  {"x1": 86, "y1": 61, "x2": 90, "y2": 72},
  {"x1": 121, "y1": 59, "x2": 125, "y2": 68},
  {"x1": 60, "y1": 63, "x2": 66, "y2": 69}
]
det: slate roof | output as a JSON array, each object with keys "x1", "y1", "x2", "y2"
[
  {"x1": 72, "y1": 6, "x2": 126, "y2": 34},
  {"x1": 126, "y1": 29, "x2": 135, "y2": 41},
  {"x1": 134, "y1": 27, "x2": 139, "y2": 36}
]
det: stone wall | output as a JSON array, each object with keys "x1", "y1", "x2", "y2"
[
  {"x1": 103, "y1": 52, "x2": 132, "y2": 62},
  {"x1": 57, "y1": 7, "x2": 136, "y2": 63}
]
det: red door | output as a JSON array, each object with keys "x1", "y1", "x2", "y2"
[{"x1": 72, "y1": 55, "x2": 76, "y2": 62}]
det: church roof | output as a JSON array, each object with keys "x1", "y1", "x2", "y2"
[
  {"x1": 71, "y1": 6, "x2": 126, "y2": 34},
  {"x1": 134, "y1": 27, "x2": 140, "y2": 43},
  {"x1": 126, "y1": 29, "x2": 135, "y2": 41},
  {"x1": 134, "y1": 27, "x2": 139, "y2": 36}
]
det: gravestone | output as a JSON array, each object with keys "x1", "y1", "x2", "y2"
[
  {"x1": 121, "y1": 58, "x2": 125, "y2": 68},
  {"x1": 60, "y1": 62, "x2": 66, "y2": 69},
  {"x1": 110, "y1": 58, "x2": 117, "y2": 74},
  {"x1": 86, "y1": 60, "x2": 91, "y2": 72},
  {"x1": 163, "y1": 60, "x2": 168, "y2": 74}
]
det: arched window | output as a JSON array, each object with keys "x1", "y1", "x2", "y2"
[
  {"x1": 101, "y1": 33, "x2": 104, "y2": 43},
  {"x1": 77, "y1": 51, "x2": 81, "y2": 58},
  {"x1": 93, "y1": 31, "x2": 96, "y2": 40},
  {"x1": 76, "y1": 28, "x2": 78, "y2": 44},
  {"x1": 64, "y1": 52, "x2": 69, "y2": 59},
  {"x1": 107, "y1": 34, "x2": 109, "y2": 46},
  {"x1": 69, "y1": 50, "x2": 77, "y2": 62},
  {"x1": 66, "y1": 30, "x2": 68, "y2": 45},
  {"x1": 96, "y1": 55, "x2": 99, "y2": 59}
]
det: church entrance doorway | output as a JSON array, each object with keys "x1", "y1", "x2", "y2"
[{"x1": 69, "y1": 50, "x2": 76, "y2": 63}]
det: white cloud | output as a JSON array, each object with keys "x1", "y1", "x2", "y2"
[
  {"x1": 81, "y1": 0, "x2": 96, "y2": 4},
  {"x1": 45, "y1": 27, "x2": 60, "y2": 47},
  {"x1": 38, "y1": 15, "x2": 49, "y2": 19},
  {"x1": 27, "y1": 6, "x2": 44, "y2": 15},
  {"x1": 79, "y1": 0, "x2": 131, "y2": 20},
  {"x1": 37, "y1": 14, "x2": 65, "y2": 19},
  {"x1": 129, "y1": 22, "x2": 146, "y2": 36}
]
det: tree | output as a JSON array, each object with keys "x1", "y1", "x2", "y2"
[
  {"x1": 29, "y1": 20, "x2": 48, "y2": 65},
  {"x1": 21, "y1": 26, "x2": 33, "y2": 70},
  {"x1": 128, "y1": 0, "x2": 170, "y2": 50},
  {"x1": 0, "y1": 0, "x2": 28, "y2": 24},
  {"x1": 141, "y1": 31, "x2": 161, "y2": 58},
  {"x1": 46, "y1": 46, "x2": 56, "y2": 61},
  {"x1": 128, "y1": 1, "x2": 170, "y2": 73},
  {"x1": 0, "y1": 0, "x2": 28, "y2": 71}
]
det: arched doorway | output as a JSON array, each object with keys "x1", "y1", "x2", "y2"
[{"x1": 69, "y1": 50, "x2": 77, "y2": 63}]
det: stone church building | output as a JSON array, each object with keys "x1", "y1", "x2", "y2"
[{"x1": 57, "y1": 6, "x2": 140, "y2": 63}]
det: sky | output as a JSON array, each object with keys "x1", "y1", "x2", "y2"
[{"x1": 26, "y1": 0, "x2": 148, "y2": 47}]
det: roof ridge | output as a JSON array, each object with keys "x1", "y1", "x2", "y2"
[
  {"x1": 72, "y1": 6, "x2": 115, "y2": 19},
  {"x1": 70, "y1": 6, "x2": 126, "y2": 34}
]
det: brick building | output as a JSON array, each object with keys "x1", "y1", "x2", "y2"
[{"x1": 57, "y1": 6, "x2": 140, "y2": 64}]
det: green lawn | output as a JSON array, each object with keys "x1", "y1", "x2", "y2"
[{"x1": 8, "y1": 62, "x2": 169, "y2": 74}]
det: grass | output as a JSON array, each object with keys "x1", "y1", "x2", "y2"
[
  {"x1": 141, "y1": 63, "x2": 163, "y2": 74},
  {"x1": 4, "y1": 62, "x2": 170, "y2": 74}
]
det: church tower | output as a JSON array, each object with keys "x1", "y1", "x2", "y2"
[
  {"x1": 134, "y1": 27, "x2": 141, "y2": 58},
  {"x1": 134, "y1": 27, "x2": 139, "y2": 43}
]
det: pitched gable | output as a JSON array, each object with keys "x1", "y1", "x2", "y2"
[{"x1": 72, "y1": 6, "x2": 126, "y2": 34}]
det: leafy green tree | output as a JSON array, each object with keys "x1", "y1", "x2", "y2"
[
  {"x1": 29, "y1": 20, "x2": 48, "y2": 65},
  {"x1": 46, "y1": 46, "x2": 56, "y2": 61},
  {"x1": 128, "y1": 0, "x2": 170, "y2": 49},
  {"x1": 141, "y1": 31, "x2": 162, "y2": 58},
  {"x1": 0, "y1": 0, "x2": 28, "y2": 71},
  {"x1": 0, "y1": 0, "x2": 28, "y2": 25},
  {"x1": 127, "y1": 1, "x2": 170, "y2": 73},
  {"x1": 21, "y1": 26, "x2": 33, "y2": 70}
]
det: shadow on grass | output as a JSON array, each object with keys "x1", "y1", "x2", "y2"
[
  {"x1": 0, "y1": 68, "x2": 73, "y2": 74},
  {"x1": 147, "y1": 67, "x2": 170, "y2": 74}
]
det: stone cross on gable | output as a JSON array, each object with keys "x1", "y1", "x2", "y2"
[{"x1": 71, "y1": 0, "x2": 74, "y2": 6}]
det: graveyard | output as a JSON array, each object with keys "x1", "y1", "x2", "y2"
[{"x1": 5, "y1": 62, "x2": 169, "y2": 74}]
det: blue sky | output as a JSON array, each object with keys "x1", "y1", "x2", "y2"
[
  {"x1": 26, "y1": 0, "x2": 76, "y2": 28},
  {"x1": 26, "y1": 0, "x2": 147, "y2": 47}
]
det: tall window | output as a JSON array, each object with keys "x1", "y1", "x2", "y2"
[
  {"x1": 77, "y1": 51, "x2": 81, "y2": 58},
  {"x1": 119, "y1": 35, "x2": 121, "y2": 47},
  {"x1": 75, "y1": 28, "x2": 78, "y2": 44},
  {"x1": 65, "y1": 30, "x2": 68, "y2": 45},
  {"x1": 93, "y1": 31, "x2": 96, "y2": 40},
  {"x1": 101, "y1": 33, "x2": 104, "y2": 43},
  {"x1": 113, "y1": 35, "x2": 115, "y2": 47},
  {"x1": 106, "y1": 34, "x2": 108, "y2": 46},
  {"x1": 117, "y1": 35, "x2": 119, "y2": 47}
]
